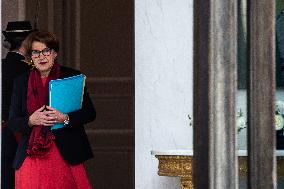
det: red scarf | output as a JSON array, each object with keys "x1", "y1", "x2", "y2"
[{"x1": 26, "y1": 63, "x2": 60, "y2": 158}]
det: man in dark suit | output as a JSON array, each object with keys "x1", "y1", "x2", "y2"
[{"x1": 1, "y1": 21, "x2": 34, "y2": 189}]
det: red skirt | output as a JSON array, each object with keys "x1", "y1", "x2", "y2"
[{"x1": 15, "y1": 142, "x2": 92, "y2": 189}]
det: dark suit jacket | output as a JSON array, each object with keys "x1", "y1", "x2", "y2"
[
  {"x1": 8, "y1": 66, "x2": 96, "y2": 169},
  {"x1": 1, "y1": 52, "x2": 31, "y2": 189},
  {"x1": 2, "y1": 52, "x2": 31, "y2": 121}
]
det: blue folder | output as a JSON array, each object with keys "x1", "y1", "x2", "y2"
[{"x1": 49, "y1": 74, "x2": 86, "y2": 130}]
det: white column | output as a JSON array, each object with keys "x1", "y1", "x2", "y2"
[{"x1": 135, "y1": 0, "x2": 194, "y2": 188}]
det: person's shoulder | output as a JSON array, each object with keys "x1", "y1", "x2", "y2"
[
  {"x1": 60, "y1": 66, "x2": 83, "y2": 78},
  {"x1": 2, "y1": 57, "x2": 7, "y2": 63},
  {"x1": 2, "y1": 56, "x2": 13, "y2": 65},
  {"x1": 2, "y1": 58, "x2": 8, "y2": 67},
  {"x1": 2, "y1": 57, "x2": 31, "y2": 70}
]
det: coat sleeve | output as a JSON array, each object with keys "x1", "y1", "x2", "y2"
[{"x1": 8, "y1": 76, "x2": 31, "y2": 135}]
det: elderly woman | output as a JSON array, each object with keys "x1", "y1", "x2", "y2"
[{"x1": 8, "y1": 31, "x2": 95, "y2": 188}]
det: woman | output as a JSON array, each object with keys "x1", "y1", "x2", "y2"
[{"x1": 8, "y1": 31, "x2": 96, "y2": 188}]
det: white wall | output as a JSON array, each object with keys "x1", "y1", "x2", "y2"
[{"x1": 135, "y1": 0, "x2": 194, "y2": 188}]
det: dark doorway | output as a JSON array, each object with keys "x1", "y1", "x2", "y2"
[{"x1": 23, "y1": 0, "x2": 134, "y2": 188}]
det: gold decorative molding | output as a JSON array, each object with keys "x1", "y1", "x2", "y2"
[
  {"x1": 238, "y1": 156, "x2": 248, "y2": 179},
  {"x1": 278, "y1": 157, "x2": 284, "y2": 176},
  {"x1": 155, "y1": 154, "x2": 284, "y2": 189},
  {"x1": 155, "y1": 155, "x2": 193, "y2": 189},
  {"x1": 238, "y1": 156, "x2": 284, "y2": 179}
]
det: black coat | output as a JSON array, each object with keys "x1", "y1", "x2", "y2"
[
  {"x1": 8, "y1": 66, "x2": 96, "y2": 169},
  {"x1": 1, "y1": 52, "x2": 30, "y2": 189},
  {"x1": 2, "y1": 52, "x2": 31, "y2": 121}
]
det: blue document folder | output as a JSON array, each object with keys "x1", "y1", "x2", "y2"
[{"x1": 49, "y1": 74, "x2": 86, "y2": 130}]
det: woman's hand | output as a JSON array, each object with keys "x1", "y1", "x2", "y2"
[
  {"x1": 45, "y1": 106, "x2": 68, "y2": 124},
  {"x1": 28, "y1": 106, "x2": 57, "y2": 127}
]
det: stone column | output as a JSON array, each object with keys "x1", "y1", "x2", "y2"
[
  {"x1": 248, "y1": 1, "x2": 276, "y2": 188},
  {"x1": 193, "y1": 1, "x2": 238, "y2": 188}
]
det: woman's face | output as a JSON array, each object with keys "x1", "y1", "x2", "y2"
[{"x1": 31, "y1": 41, "x2": 57, "y2": 77}]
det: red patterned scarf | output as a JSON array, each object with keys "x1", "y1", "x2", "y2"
[{"x1": 26, "y1": 63, "x2": 60, "y2": 158}]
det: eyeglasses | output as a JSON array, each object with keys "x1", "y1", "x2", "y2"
[{"x1": 31, "y1": 48, "x2": 52, "y2": 58}]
